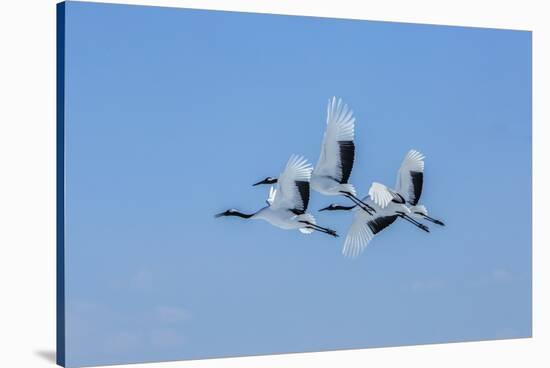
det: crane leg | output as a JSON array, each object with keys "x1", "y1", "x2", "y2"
[
  {"x1": 341, "y1": 193, "x2": 374, "y2": 214},
  {"x1": 398, "y1": 214, "x2": 430, "y2": 232},
  {"x1": 423, "y1": 215, "x2": 445, "y2": 226},
  {"x1": 300, "y1": 221, "x2": 339, "y2": 237}
]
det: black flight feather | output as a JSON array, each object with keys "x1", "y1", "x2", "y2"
[{"x1": 338, "y1": 140, "x2": 355, "y2": 184}]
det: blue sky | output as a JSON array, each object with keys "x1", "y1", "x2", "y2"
[{"x1": 63, "y1": 2, "x2": 531, "y2": 366}]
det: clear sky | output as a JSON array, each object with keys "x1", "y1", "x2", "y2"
[{"x1": 63, "y1": 2, "x2": 532, "y2": 366}]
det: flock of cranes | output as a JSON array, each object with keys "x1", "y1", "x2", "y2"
[{"x1": 215, "y1": 97, "x2": 444, "y2": 257}]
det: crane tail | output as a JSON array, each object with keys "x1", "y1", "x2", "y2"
[
  {"x1": 298, "y1": 213, "x2": 316, "y2": 234},
  {"x1": 340, "y1": 183, "x2": 356, "y2": 197}
]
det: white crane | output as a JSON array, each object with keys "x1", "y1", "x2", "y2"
[
  {"x1": 320, "y1": 196, "x2": 428, "y2": 257},
  {"x1": 216, "y1": 155, "x2": 338, "y2": 237},
  {"x1": 318, "y1": 149, "x2": 446, "y2": 257},
  {"x1": 253, "y1": 97, "x2": 375, "y2": 214},
  {"x1": 368, "y1": 149, "x2": 445, "y2": 226}
]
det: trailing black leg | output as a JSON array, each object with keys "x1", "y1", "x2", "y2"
[
  {"x1": 341, "y1": 193, "x2": 373, "y2": 214},
  {"x1": 300, "y1": 221, "x2": 339, "y2": 237},
  {"x1": 423, "y1": 215, "x2": 445, "y2": 226},
  {"x1": 340, "y1": 191, "x2": 376, "y2": 213},
  {"x1": 306, "y1": 226, "x2": 339, "y2": 237},
  {"x1": 305, "y1": 222, "x2": 337, "y2": 234},
  {"x1": 398, "y1": 213, "x2": 430, "y2": 232}
]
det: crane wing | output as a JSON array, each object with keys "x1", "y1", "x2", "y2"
[
  {"x1": 343, "y1": 205, "x2": 398, "y2": 258},
  {"x1": 395, "y1": 150, "x2": 425, "y2": 206},
  {"x1": 368, "y1": 182, "x2": 403, "y2": 208},
  {"x1": 271, "y1": 155, "x2": 313, "y2": 213},
  {"x1": 313, "y1": 97, "x2": 356, "y2": 184},
  {"x1": 342, "y1": 209, "x2": 374, "y2": 258}
]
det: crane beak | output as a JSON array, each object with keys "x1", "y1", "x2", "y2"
[
  {"x1": 252, "y1": 179, "x2": 267, "y2": 186},
  {"x1": 214, "y1": 211, "x2": 226, "y2": 218},
  {"x1": 253, "y1": 178, "x2": 277, "y2": 186},
  {"x1": 318, "y1": 205, "x2": 331, "y2": 212}
]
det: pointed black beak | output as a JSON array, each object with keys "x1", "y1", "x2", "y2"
[
  {"x1": 434, "y1": 220, "x2": 445, "y2": 226},
  {"x1": 214, "y1": 211, "x2": 226, "y2": 218},
  {"x1": 253, "y1": 178, "x2": 277, "y2": 186},
  {"x1": 319, "y1": 205, "x2": 331, "y2": 212}
]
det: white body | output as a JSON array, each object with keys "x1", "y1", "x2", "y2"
[
  {"x1": 258, "y1": 155, "x2": 317, "y2": 234},
  {"x1": 253, "y1": 207, "x2": 316, "y2": 233}
]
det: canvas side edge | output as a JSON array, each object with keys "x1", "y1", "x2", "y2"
[{"x1": 56, "y1": 2, "x2": 66, "y2": 367}]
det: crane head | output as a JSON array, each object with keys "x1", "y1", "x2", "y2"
[
  {"x1": 253, "y1": 177, "x2": 278, "y2": 186},
  {"x1": 319, "y1": 204, "x2": 355, "y2": 212},
  {"x1": 214, "y1": 209, "x2": 237, "y2": 218}
]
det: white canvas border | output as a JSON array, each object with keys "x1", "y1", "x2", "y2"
[{"x1": 0, "y1": 0, "x2": 546, "y2": 367}]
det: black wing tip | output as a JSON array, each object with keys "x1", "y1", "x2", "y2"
[
  {"x1": 409, "y1": 171, "x2": 424, "y2": 206},
  {"x1": 294, "y1": 180, "x2": 310, "y2": 212},
  {"x1": 338, "y1": 140, "x2": 355, "y2": 184}
]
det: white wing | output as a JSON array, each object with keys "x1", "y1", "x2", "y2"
[
  {"x1": 266, "y1": 186, "x2": 277, "y2": 206},
  {"x1": 368, "y1": 182, "x2": 394, "y2": 208},
  {"x1": 395, "y1": 150, "x2": 425, "y2": 205},
  {"x1": 313, "y1": 97, "x2": 356, "y2": 183},
  {"x1": 271, "y1": 155, "x2": 313, "y2": 212},
  {"x1": 343, "y1": 203, "x2": 399, "y2": 258},
  {"x1": 343, "y1": 209, "x2": 375, "y2": 258}
]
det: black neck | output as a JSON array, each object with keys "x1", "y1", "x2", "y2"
[
  {"x1": 228, "y1": 211, "x2": 254, "y2": 219},
  {"x1": 333, "y1": 204, "x2": 357, "y2": 211}
]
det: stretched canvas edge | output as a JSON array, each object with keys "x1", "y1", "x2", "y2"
[{"x1": 56, "y1": 2, "x2": 66, "y2": 367}]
